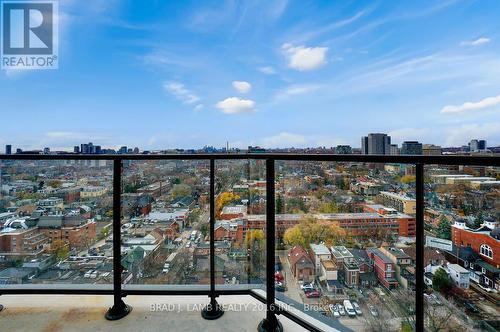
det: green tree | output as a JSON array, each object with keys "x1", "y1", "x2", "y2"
[
  {"x1": 474, "y1": 211, "x2": 484, "y2": 229},
  {"x1": 276, "y1": 194, "x2": 284, "y2": 214},
  {"x1": 432, "y1": 267, "x2": 451, "y2": 292},
  {"x1": 171, "y1": 184, "x2": 192, "y2": 199},
  {"x1": 52, "y1": 240, "x2": 69, "y2": 260},
  {"x1": 200, "y1": 223, "x2": 208, "y2": 238},
  {"x1": 319, "y1": 201, "x2": 338, "y2": 213},
  {"x1": 437, "y1": 217, "x2": 451, "y2": 240}
]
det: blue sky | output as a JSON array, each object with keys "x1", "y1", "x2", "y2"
[{"x1": 2, "y1": 0, "x2": 500, "y2": 151}]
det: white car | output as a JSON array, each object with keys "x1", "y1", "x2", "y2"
[
  {"x1": 329, "y1": 304, "x2": 340, "y2": 318},
  {"x1": 478, "y1": 284, "x2": 494, "y2": 293},
  {"x1": 352, "y1": 301, "x2": 362, "y2": 315},
  {"x1": 337, "y1": 304, "x2": 346, "y2": 316},
  {"x1": 300, "y1": 282, "x2": 314, "y2": 291},
  {"x1": 367, "y1": 304, "x2": 378, "y2": 317}
]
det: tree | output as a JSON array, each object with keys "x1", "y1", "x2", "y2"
[
  {"x1": 215, "y1": 192, "x2": 241, "y2": 218},
  {"x1": 319, "y1": 201, "x2": 338, "y2": 213},
  {"x1": 276, "y1": 194, "x2": 284, "y2": 214},
  {"x1": 48, "y1": 180, "x2": 62, "y2": 188},
  {"x1": 401, "y1": 175, "x2": 416, "y2": 184},
  {"x1": 474, "y1": 211, "x2": 484, "y2": 229},
  {"x1": 200, "y1": 223, "x2": 208, "y2": 238},
  {"x1": 437, "y1": 217, "x2": 451, "y2": 240},
  {"x1": 432, "y1": 268, "x2": 451, "y2": 292},
  {"x1": 283, "y1": 217, "x2": 347, "y2": 248},
  {"x1": 171, "y1": 184, "x2": 192, "y2": 199},
  {"x1": 51, "y1": 240, "x2": 69, "y2": 260},
  {"x1": 283, "y1": 226, "x2": 307, "y2": 248},
  {"x1": 99, "y1": 226, "x2": 110, "y2": 240},
  {"x1": 286, "y1": 197, "x2": 307, "y2": 213}
]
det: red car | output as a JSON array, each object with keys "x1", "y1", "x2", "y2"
[
  {"x1": 274, "y1": 271, "x2": 284, "y2": 283},
  {"x1": 305, "y1": 290, "x2": 320, "y2": 298}
]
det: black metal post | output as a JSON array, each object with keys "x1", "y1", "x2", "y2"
[
  {"x1": 416, "y1": 163, "x2": 424, "y2": 332},
  {"x1": 258, "y1": 158, "x2": 283, "y2": 332},
  {"x1": 202, "y1": 158, "x2": 224, "y2": 319},
  {"x1": 105, "y1": 159, "x2": 132, "y2": 320}
]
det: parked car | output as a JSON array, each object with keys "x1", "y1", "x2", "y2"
[
  {"x1": 424, "y1": 293, "x2": 442, "y2": 306},
  {"x1": 337, "y1": 304, "x2": 346, "y2": 316},
  {"x1": 275, "y1": 283, "x2": 286, "y2": 292},
  {"x1": 329, "y1": 304, "x2": 340, "y2": 318},
  {"x1": 300, "y1": 282, "x2": 314, "y2": 291},
  {"x1": 305, "y1": 290, "x2": 320, "y2": 298},
  {"x1": 478, "y1": 284, "x2": 494, "y2": 293},
  {"x1": 343, "y1": 300, "x2": 356, "y2": 318},
  {"x1": 367, "y1": 304, "x2": 378, "y2": 317},
  {"x1": 352, "y1": 301, "x2": 362, "y2": 315}
]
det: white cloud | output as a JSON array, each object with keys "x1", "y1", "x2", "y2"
[
  {"x1": 460, "y1": 37, "x2": 491, "y2": 47},
  {"x1": 273, "y1": 84, "x2": 321, "y2": 102},
  {"x1": 260, "y1": 132, "x2": 307, "y2": 148},
  {"x1": 194, "y1": 104, "x2": 204, "y2": 112},
  {"x1": 258, "y1": 66, "x2": 276, "y2": 74},
  {"x1": 232, "y1": 81, "x2": 252, "y2": 94},
  {"x1": 441, "y1": 94, "x2": 500, "y2": 114},
  {"x1": 282, "y1": 43, "x2": 328, "y2": 71},
  {"x1": 216, "y1": 97, "x2": 256, "y2": 114},
  {"x1": 163, "y1": 82, "x2": 200, "y2": 105}
]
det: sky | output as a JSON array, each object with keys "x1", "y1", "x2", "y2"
[{"x1": 2, "y1": 0, "x2": 500, "y2": 151}]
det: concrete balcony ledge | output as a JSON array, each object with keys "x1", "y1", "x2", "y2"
[{"x1": 0, "y1": 294, "x2": 341, "y2": 332}]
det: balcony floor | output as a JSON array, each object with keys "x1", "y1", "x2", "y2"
[{"x1": 0, "y1": 294, "x2": 326, "y2": 332}]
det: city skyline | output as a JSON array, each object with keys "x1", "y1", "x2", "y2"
[{"x1": 1, "y1": 1, "x2": 500, "y2": 150}]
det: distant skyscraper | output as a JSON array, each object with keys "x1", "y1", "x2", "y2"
[
  {"x1": 422, "y1": 144, "x2": 441, "y2": 156},
  {"x1": 74, "y1": 146, "x2": 80, "y2": 153},
  {"x1": 469, "y1": 139, "x2": 486, "y2": 152},
  {"x1": 5, "y1": 145, "x2": 12, "y2": 155},
  {"x1": 362, "y1": 133, "x2": 391, "y2": 154},
  {"x1": 118, "y1": 146, "x2": 128, "y2": 154},
  {"x1": 390, "y1": 144, "x2": 400, "y2": 155},
  {"x1": 401, "y1": 141, "x2": 422, "y2": 155},
  {"x1": 43, "y1": 147, "x2": 50, "y2": 154},
  {"x1": 361, "y1": 137, "x2": 368, "y2": 154}
]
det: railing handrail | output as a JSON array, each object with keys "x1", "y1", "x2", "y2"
[
  {"x1": 1, "y1": 152, "x2": 499, "y2": 331},
  {"x1": 0, "y1": 153, "x2": 499, "y2": 166}
]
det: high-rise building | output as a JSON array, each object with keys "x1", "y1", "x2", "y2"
[
  {"x1": 361, "y1": 136, "x2": 368, "y2": 154},
  {"x1": 5, "y1": 145, "x2": 12, "y2": 155},
  {"x1": 469, "y1": 139, "x2": 486, "y2": 152},
  {"x1": 401, "y1": 141, "x2": 422, "y2": 155},
  {"x1": 74, "y1": 146, "x2": 80, "y2": 153},
  {"x1": 390, "y1": 144, "x2": 399, "y2": 155},
  {"x1": 362, "y1": 133, "x2": 391, "y2": 155},
  {"x1": 422, "y1": 144, "x2": 441, "y2": 155},
  {"x1": 118, "y1": 146, "x2": 128, "y2": 154},
  {"x1": 43, "y1": 147, "x2": 50, "y2": 154}
]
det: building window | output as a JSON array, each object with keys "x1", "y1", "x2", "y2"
[{"x1": 480, "y1": 244, "x2": 493, "y2": 259}]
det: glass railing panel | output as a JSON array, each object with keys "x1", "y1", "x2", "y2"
[
  {"x1": 120, "y1": 159, "x2": 210, "y2": 290},
  {"x1": 275, "y1": 160, "x2": 417, "y2": 331},
  {"x1": 424, "y1": 164, "x2": 500, "y2": 331},
  {"x1": 214, "y1": 159, "x2": 266, "y2": 291},
  {"x1": 0, "y1": 159, "x2": 113, "y2": 289}
]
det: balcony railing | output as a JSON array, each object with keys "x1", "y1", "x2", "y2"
[{"x1": 0, "y1": 153, "x2": 499, "y2": 332}]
